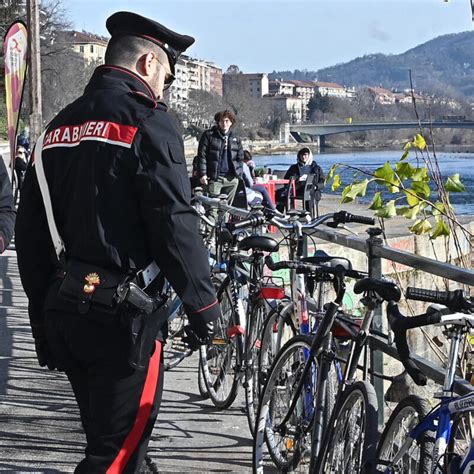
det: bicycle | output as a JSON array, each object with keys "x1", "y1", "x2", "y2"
[
  {"x1": 253, "y1": 222, "x2": 403, "y2": 473},
  {"x1": 376, "y1": 286, "x2": 474, "y2": 474},
  {"x1": 196, "y1": 203, "x2": 286, "y2": 426}
]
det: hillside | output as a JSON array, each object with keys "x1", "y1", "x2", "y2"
[{"x1": 270, "y1": 31, "x2": 474, "y2": 98}]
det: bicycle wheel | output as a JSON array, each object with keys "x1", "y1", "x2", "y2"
[
  {"x1": 197, "y1": 361, "x2": 209, "y2": 399},
  {"x1": 199, "y1": 279, "x2": 240, "y2": 409},
  {"x1": 321, "y1": 380, "x2": 379, "y2": 474},
  {"x1": 376, "y1": 395, "x2": 434, "y2": 474},
  {"x1": 447, "y1": 411, "x2": 473, "y2": 471},
  {"x1": 163, "y1": 299, "x2": 190, "y2": 371},
  {"x1": 253, "y1": 335, "x2": 317, "y2": 473},
  {"x1": 244, "y1": 299, "x2": 269, "y2": 436},
  {"x1": 258, "y1": 301, "x2": 297, "y2": 391}
]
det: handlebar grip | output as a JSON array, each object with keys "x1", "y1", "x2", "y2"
[
  {"x1": 406, "y1": 287, "x2": 450, "y2": 304},
  {"x1": 406, "y1": 287, "x2": 470, "y2": 312},
  {"x1": 333, "y1": 211, "x2": 375, "y2": 226},
  {"x1": 227, "y1": 215, "x2": 266, "y2": 231},
  {"x1": 346, "y1": 213, "x2": 376, "y2": 225}
]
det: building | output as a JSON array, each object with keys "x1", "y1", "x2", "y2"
[
  {"x1": 57, "y1": 30, "x2": 108, "y2": 64},
  {"x1": 264, "y1": 95, "x2": 304, "y2": 123},
  {"x1": 314, "y1": 81, "x2": 349, "y2": 99},
  {"x1": 208, "y1": 64, "x2": 223, "y2": 96},
  {"x1": 367, "y1": 86, "x2": 397, "y2": 105},
  {"x1": 223, "y1": 73, "x2": 269, "y2": 98},
  {"x1": 168, "y1": 56, "x2": 223, "y2": 111},
  {"x1": 269, "y1": 79, "x2": 295, "y2": 96}
]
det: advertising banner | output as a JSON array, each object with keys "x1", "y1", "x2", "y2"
[{"x1": 3, "y1": 21, "x2": 28, "y2": 178}]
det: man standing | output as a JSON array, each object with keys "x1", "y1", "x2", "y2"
[
  {"x1": 197, "y1": 109, "x2": 243, "y2": 205},
  {"x1": 0, "y1": 157, "x2": 15, "y2": 251},
  {"x1": 15, "y1": 11, "x2": 220, "y2": 473}
]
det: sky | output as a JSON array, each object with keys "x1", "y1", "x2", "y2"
[{"x1": 66, "y1": 0, "x2": 473, "y2": 73}]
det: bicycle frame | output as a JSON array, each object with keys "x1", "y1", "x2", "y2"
[{"x1": 384, "y1": 324, "x2": 474, "y2": 474}]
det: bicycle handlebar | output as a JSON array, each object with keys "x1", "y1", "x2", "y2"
[
  {"x1": 265, "y1": 255, "x2": 366, "y2": 279},
  {"x1": 387, "y1": 301, "x2": 446, "y2": 386},
  {"x1": 406, "y1": 287, "x2": 473, "y2": 312}
]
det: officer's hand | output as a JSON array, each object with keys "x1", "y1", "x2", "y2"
[
  {"x1": 182, "y1": 321, "x2": 214, "y2": 351},
  {"x1": 200, "y1": 175, "x2": 208, "y2": 186},
  {"x1": 32, "y1": 326, "x2": 57, "y2": 370}
]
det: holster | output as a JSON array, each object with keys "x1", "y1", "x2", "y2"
[{"x1": 127, "y1": 298, "x2": 169, "y2": 371}]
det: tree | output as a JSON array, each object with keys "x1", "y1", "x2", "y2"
[
  {"x1": 185, "y1": 89, "x2": 227, "y2": 129},
  {"x1": 307, "y1": 92, "x2": 332, "y2": 122}
]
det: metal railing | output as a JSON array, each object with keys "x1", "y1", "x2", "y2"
[{"x1": 311, "y1": 226, "x2": 474, "y2": 424}]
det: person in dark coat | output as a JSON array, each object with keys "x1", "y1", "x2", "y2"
[
  {"x1": 197, "y1": 109, "x2": 243, "y2": 207},
  {"x1": 15, "y1": 11, "x2": 220, "y2": 473},
  {"x1": 276, "y1": 147, "x2": 324, "y2": 212},
  {"x1": 0, "y1": 157, "x2": 15, "y2": 252}
]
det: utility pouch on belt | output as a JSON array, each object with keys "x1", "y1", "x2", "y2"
[{"x1": 58, "y1": 259, "x2": 128, "y2": 314}]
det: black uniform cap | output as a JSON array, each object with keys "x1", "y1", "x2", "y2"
[{"x1": 106, "y1": 11, "x2": 195, "y2": 75}]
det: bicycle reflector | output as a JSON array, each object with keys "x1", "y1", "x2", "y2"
[{"x1": 259, "y1": 276, "x2": 285, "y2": 300}]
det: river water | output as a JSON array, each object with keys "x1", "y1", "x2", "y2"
[{"x1": 253, "y1": 149, "x2": 474, "y2": 215}]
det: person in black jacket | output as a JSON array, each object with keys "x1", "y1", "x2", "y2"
[
  {"x1": 276, "y1": 147, "x2": 324, "y2": 212},
  {"x1": 0, "y1": 157, "x2": 15, "y2": 252},
  {"x1": 15, "y1": 11, "x2": 220, "y2": 473},
  {"x1": 197, "y1": 109, "x2": 243, "y2": 207}
]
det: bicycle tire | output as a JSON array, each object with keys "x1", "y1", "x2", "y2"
[
  {"x1": 163, "y1": 299, "x2": 190, "y2": 371},
  {"x1": 376, "y1": 394, "x2": 434, "y2": 474},
  {"x1": 199, "y1": 279, "x2": 240, "y2": 409},
  {"x1": 244, "y1": 299, "x2": 269, "y2": 436},
  {"x1": 253, "y1": 335, "x2": 317, "y2": 473},
  {"x1": 197, "y1": 360, "x2": 209, "y2": 399},
  {"x1": 447, "y1": 410, "x2": 472, "y2": 471},
  {"x1": 258, "y1": 301, "x2": 297, "y2": 391},
  {"x1": 320, "y1": 380, "x2": 379, "y2": 474}
]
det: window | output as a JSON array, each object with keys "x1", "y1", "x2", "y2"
[
  {"x1": 79, "y1": 45, "x2": 84, "y2": 53},
  {"x1": 90, "y1": 45, "x2": 94, "y2": 53}
]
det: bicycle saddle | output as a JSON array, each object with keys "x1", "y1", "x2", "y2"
[
  {"x1": 354, "y1": 277, "x2": 401, "y2": 302},
  {"x1": 302, "y1": 250, "x2": 353, "y2": 270},
  {"x1": 238, "y1": 235, "x2": 279, "y2": 253}
]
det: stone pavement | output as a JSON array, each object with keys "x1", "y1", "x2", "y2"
[{"x1": 0, "y1": 249, "x2": 253, "y2": 473}]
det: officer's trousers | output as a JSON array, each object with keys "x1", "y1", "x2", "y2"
[{"x1": 45, "y1": 308, "x2": 164, "y2": 473}]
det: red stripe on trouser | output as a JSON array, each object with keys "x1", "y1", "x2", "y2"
[{"x1": 106, "y1": 341, "x2": 162, "y2": 473}]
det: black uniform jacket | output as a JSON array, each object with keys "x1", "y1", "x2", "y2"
[
  {"x1": 196, "y1": 126, "x2": 243, "y2": 179},
  {"x1": 15, "y1": 65, "x2": 220, "y2": 332},
  {"x1": 0, "y1": 158, "x2": 15, "y2": 253}
]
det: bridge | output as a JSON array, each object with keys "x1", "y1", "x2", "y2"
[{"x1": 288, "y1": 120, "x2": 474, "y2": 146}]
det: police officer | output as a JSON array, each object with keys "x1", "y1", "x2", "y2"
[{"x1": 15, "y1": 11, "x2": 220, "y2": 473}]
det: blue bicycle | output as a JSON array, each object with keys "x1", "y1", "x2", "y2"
[{"x1": 377, "y1": 287, "x2": 474, "y2": 474}]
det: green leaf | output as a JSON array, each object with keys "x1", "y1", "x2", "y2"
[
  {"x1": 430, "y1": 219, "x2": 450, "y2": 239},
  {"x1": 374, "y1": 162, "x2": 395, "y2": 185},
  {"x1": 396, "y1": 161, "x2": 416, "y2": 180},
  {"x1": 324, "y1": 164, "x2": 337, "y2": 186},
  {"x1": 400, "y1": 149, "x2": 409, "y2": 161},
  {"x1": 414, "y1": 133, "x2": 427, "y2": 150},
  {"x1": 369, "y1": 191, "x2": 383, "y2": 210},
  {"x1": 412, "y1": 166, "x2": 429, "y2": 182},
  {"x1": 409, "y1": 219, "x2": 432, "y2": 235},
  {"x1": 411, "y1": 180, "x2": 431, "y2": 199},
  {"x1": 375, "y1": 199, "x2": 397, "y2": 218},
  {"x1": 332, "y1": 174, "x2": 341, "y2": 192},
  {"x1": 431, "y1": 202, "x2": 446, "y2": 217},
  {"x1": 403, "y1": 141, "x2": 412, "y2": 151},
  {"x1": 397, "y1": 204, "x2": 420, "y2": 219},
  {"x1": 404, "y1": 191, "x2": 420, "y2": 207},
  {"x1": 341, "y1": 179, "x2": 369, "y2": 203},
  {"x1": 445, "y1": 174, "x2": 466, "y2": 193}
]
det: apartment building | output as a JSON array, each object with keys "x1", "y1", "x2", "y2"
[
  {"x1": 223, "y1": 73, "x2": 269, "y2": 98},
  {"x1": 58, "y1": 30, "x2": 108, "y2": 64},
  {"x1": 264, "y1": 95, "x2": 304, "y2": 123}
]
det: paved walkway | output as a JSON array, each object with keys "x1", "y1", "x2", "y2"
[{"x1": 0, "y1": 250, "x2": 252, "y2": 473}]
